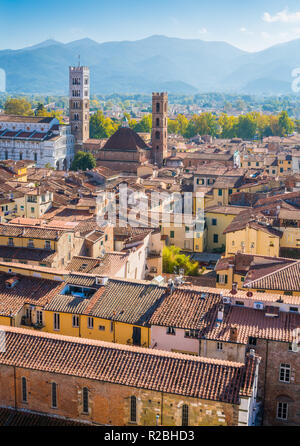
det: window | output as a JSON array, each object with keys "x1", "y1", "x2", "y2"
[
  {"x1": 31, "y1": 207, "x2": 35, "y2": 214},
  {"x1": 8, "y1": 237, "x2": 14, "y2": 247},
  {"x1": 277, "y1": 402, "x2": 288, "y2": 420},
  {"x1": 88, "y1": 317, "x2": 94, "y2": 329},
  {"x1": 82, "y1": 387, "x2": 89, "y2": 414},
  {"x1": 217, "y1": 342, "x2": 223, "y2": 351},
  {"x1": 130, "y1": 396, "x2": 137, "y2": 422},
  {"x1": 236, "y1": 301, "x2": 244, "y2": 306},
  {"x1": 36, "y1": 310, "x2": 43, "y2": 325},
  {"x1": 72, "y1": 315, "x2": 79, "y2": 328},
  {"x1": 182, "y1": 404, "x2": 189, "y2": 426},
  {"x1": 21, "y1": 377, "x2": 27, "y2": 402},
  {"x1": 217, "y1": 274, "x2": 227, "y2": 284},
  {"x1": 155, "y1": 131, "x2": 160, "y2": 140},
  {"x1": 289, "y1": 307, "x2": 298, "y2": 313},
  {"x1": 34, "y1": 153, "x2": 37, "y2": 162},
  {"x1": 19, "y1": 152, "x2": 23, "y2": 161},
  {"x1": 185, "y1": 329, "x2": 198, "y2": 339},
  {"x1": 54, "y1": 313, "x2": 60, "y2": 331},
  {"x1": 279, "y1": 364, "x2": 291, "y2": 383},
  {"x1": 229, "y1": 189, "x2": 233, "y2": 195},
  {"x1": 51, "y1": 382, "x2": 58, "y2": 408},
  {"x1": 213, "y1": 234, "x2": 219, "y2": 244},
  {"x1": 156, "y1": 103, "x2": 160, "y2": 113},
  {"x1": 218, "y1": 189, "x2": 223, "y2": 196},
  {"x1": 28, "y1": 239, "x2": 34, "y2": 248},
  {"x1": 99, "y1": 325, "x2": 105, "y2": 331},
  {"x1": 166, "y1": 327, "x2": 176, "y2": 335},
  {"x1": 170, "y1": 231, "x2": 174, "y2": 238},
  {"x1": 45, "y1": 240, "x2": 51, "y2": 250},
  {"x1": 212, "y1": 218, "x2": 217, "y2": 226},
  {"x1": 249, "y1": 337, "x2": 257, "y2": 346},
  {"x1": 110, "y1": 321, "x2": 114, "y2": 332}
]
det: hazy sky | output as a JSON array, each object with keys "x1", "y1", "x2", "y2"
[{"x1": 1, "y1": 0, "x2": 300, "y2": 52}]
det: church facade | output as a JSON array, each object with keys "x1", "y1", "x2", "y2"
[{"x1": 0, "y1": 115, "x2": 74, "y2": 170}]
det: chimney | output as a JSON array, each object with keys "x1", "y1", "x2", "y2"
[
  {"x1": 249, "y1": 349, "x2": 255, "y2": 357},
  {"x1": 229, "y1": 326, "x2": 238, "y2": 342},
  {"x1": 217, "y1": 305, "x2": 224, "y2": 322}
]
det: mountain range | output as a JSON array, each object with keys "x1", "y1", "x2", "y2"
[{"x1": 0, "y1": 35, "x2": 299, "y2": 95}]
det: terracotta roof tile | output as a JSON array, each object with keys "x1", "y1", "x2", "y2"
[{"x1": 0, "y1": 326, "x2": 257, "y2": 404}]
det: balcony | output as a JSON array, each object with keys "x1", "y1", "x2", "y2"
[
  {"x1": 20, "y1": 316, "x2": 44, "y2": 330},
  {"x1": 147, "y1": 250, "x2": 161, "y2": 259}
]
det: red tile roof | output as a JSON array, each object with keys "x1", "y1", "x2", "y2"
[
  {"x1": 0, "y1": 273, "x2": 64, "y2": 316},
  {"x1": 0, "y1": 326, "x2": 257, "y2": 404},
  {"x1": 150, "y1": 288, "x2": 300, "y2": 343}
]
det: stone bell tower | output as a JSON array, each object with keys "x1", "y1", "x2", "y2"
[
  {"x1": 151, "y1": 92, "x2": 168, "y2": 167},
  {"x1": 69, "y1": 63, "x2": 90, "y2": 147}
]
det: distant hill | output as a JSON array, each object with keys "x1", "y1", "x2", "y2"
[{"x1": 0, "y1": 35, "x2": 299, "y2": 95}]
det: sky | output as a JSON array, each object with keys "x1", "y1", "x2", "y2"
[{"x1": 1, "y1": 0, "x2": 300, "y2": 52}]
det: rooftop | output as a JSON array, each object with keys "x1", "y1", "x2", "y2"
[{"x1": 0, "y1": 326, "x2": 257, "y2": 404}]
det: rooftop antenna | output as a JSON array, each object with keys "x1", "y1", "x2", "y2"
[{"x1": 78, "y1": 54, "x2": 81, "y2": 67}]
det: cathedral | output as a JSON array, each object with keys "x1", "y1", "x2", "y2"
[
  {"x1": 95, "y1": 92, "x2": 169, "y2": 173},
  {"x1": 0, "y1": 62, "x2": 168, "y2": 172}
]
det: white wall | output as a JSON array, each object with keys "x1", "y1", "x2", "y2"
[{"x1": 151, "y1": 326, "x2": 199, "y2": 355}]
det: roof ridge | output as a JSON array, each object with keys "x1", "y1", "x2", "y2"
[
  {"x1": 244, "y1": 259, "x2": 300, "y2": 286},
  {"x1": 0, "y1": 325, "x2": 245, "y2": 368}
]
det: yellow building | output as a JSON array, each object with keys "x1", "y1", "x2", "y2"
[
  {"x1": 224, "y1": 222, "x2": 281, "y2": 257},
  {"x1": 205, "y1": 206, "x2": 248, "y2": 252},
  {"x1": 42, "y1": 275, "x2": 166, "y2": 348},
  {"x1": 0, "y1": 223, "x2": 79, "y2": 268}
]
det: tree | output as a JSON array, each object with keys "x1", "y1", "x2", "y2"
[
  {"x1": 132, "y1": 114, "x2": 152, "y2": 133},
  {"x1": 90, "y1": 110, "x2": 119, "y2": 139},
  {"x1": 218, "y1": 113, "x2": 237, "y2": 139},
  {"x1": 168, "y1": 118, "x2": 179, "y2": 134},
  {"x1": 163, "y1": 245, "x2": 199, "y2": 276},
  {"x1": 71, "y1": 151, "x2": 96, "y2": 171},
  {"x1": 235, "y1": 114, "x2": 257, "y2": 140},
  {"x1": 278, "y1": 111, "x2": 294, "y2": 137},
  {"x1": 4, "y1": 97, "x2": 34, "y2": 116}
]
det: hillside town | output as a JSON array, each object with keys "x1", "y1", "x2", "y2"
[{"x1": 0, "y1": 62, "x2": 299, "y2": 428}]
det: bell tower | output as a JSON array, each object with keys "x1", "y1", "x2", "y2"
[
  {"x1": 151, "y1": 92, "x2": 168, "y2": 167},
  {"x1": 69, "y1": 63, "x2": 90, "y2": 146}
]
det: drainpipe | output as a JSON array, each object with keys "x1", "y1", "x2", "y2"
[
  {"x1": 13, "y1": 365, "x2": 17, "y2": 409},
  {"x1": 160, "y1": 391, "x2": 164, "y2": 426},
  {"x1": 261, "y1": 339, "x2": 269, "y2": 425}
]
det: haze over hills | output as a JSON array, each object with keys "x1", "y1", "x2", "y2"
[{"x1": 0, "y1": 35, "x2": 299, "y2": 95}]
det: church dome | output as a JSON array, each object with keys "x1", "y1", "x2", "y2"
[{"x1": 103, "y1": 127, "x2": 150, "y2": 152}]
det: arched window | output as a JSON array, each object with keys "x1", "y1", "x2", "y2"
[
  {"x1": 51, "y1": 382, "x2": 57, "y2": 408},
  {"x1": 156, "y1": 102, "x2": 160, "y2": 113},
  {"x1": 21, "y1": 377, "x2": 27, "y2": 402},
  {"x1": 156, "y1": 118, "x2": 160, "y2": 127},
  {"x1": 155, "y1": 131, "x2": 160, "y2": 140},
  {"x1": 182, "y1": 404, "x2": 189, "y2": 426},
  {"x1": 82, "y1": 387, "x2": 89, "y2": 414},
  {"x1": 130, "y1": 396, "x2": 137, "y2": 422}
]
